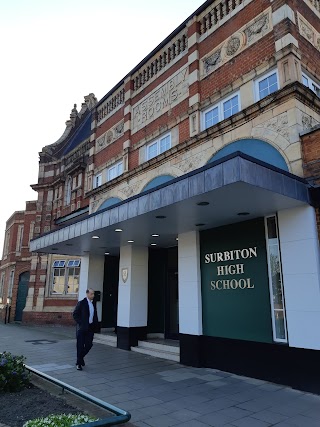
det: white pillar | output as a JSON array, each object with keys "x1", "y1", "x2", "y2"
[
  {"x1": 117, "y1": 245, "x2": 148, "y2": 328},
  {"x1": 278, "y1": 205, "x2": 320, "y2": 350},
  {"x1": 78, "y1": 254, "x2": 105, "y2": 321},
  {"x1": 117, "y1": 245, "x2": 148, "y2": 350},
  {"x1": 178, "y1": 230, "x2": 203, "y2": 335}
]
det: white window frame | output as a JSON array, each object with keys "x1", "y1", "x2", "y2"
[
  {"x1": 107, "y1": 160, "x2": 123, "y2": 182},
  {"x1": 64, "y1": 176, "x2": 72, "y2": 206},
  {"x1": 302, "y1": 72, "x2": 320, "y2": 97},
  {"x1": 146, "y1": 133, "x2": 172, "y2": 161},
  {"x1": 202, "y1": 92, "x2": 241, "y2": 131},
  {"x1": 254, "y1": 69, "x2": 279, "y2": 101},
  {"x1": 93, "y1": 173, "x2": 102, "y2": 189},
  {"x1": 264, "y1": 214, "x2": 288, "y2": 343}
]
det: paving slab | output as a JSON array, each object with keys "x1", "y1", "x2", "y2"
[{"x1": 1, "y1": 323, "x2": 320, "y2": 427}]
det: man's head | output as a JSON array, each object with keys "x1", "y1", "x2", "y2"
[{"x1": 86, "y1": 288, "x2": 95, "y2": 301}]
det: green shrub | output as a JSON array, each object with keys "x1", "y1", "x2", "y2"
[
  {"x1": 0, "y1": 351, "x2": 30, "y2": 392},
  {"x1": 23, "y1": 413, "x2": 98, "y2": 427}
]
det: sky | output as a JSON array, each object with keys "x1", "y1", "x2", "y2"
[{"x1": 0, "y1": 0, "x2": 205, "y2": 252}]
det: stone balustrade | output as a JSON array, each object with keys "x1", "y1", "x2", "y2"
[
  {"x1": 199, "y1": 0, "x2": 244, "y2": 34},
  {"x1": 97, "y1": 88, "x2": 125, "y2": 124},
  {"x1": 132, "y1": 31, "x2": 188, "y2": 92}
]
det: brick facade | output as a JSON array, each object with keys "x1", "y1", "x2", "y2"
[{"x1": 1, "y1": 0, "x2": 320, "y2": 325}]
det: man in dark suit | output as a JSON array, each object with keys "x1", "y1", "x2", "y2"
[{"x1": 73, "y1": 288, "x2": 99, "y2": 371}]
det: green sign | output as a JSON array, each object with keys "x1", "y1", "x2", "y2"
[{"x1": 200, "y1": 218, "x2": 273, "y2": 343}]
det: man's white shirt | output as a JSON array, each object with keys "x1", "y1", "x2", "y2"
[{"x1": 86, "y1": 297, "x2": 94, "y2": 324}]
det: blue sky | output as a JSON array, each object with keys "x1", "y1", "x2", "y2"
[{"x1": 0, "y1": 0, "x2": 204, "y2": 250}]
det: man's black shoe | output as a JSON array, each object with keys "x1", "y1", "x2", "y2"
[
  {"x1": 76, "y1": 364, "x2": 82, "y2": 371},
  {"x1": 81, "y1": 360, "x2": 85, "y2": 367}
]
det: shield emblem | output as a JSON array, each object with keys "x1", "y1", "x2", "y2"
[{"x1": 121, "y1": 267, "x2": 128, "y2": 283}]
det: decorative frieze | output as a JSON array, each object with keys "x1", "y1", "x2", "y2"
[
  {"x1": 298, "y1": 13, "x2": 320, "y2": 51},
  {"x1": 96, "y1": 120, "x2": 125, "y2": 153},
  {"x1": 201, "y1": 9, "x2": 272, "y2": 78}
]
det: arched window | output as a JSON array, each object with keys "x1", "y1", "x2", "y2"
[
  {"x1": 142, "y1": 175, "x2": 175, "y2": 192},
  {"x1": 97, "y1": 197, "x2": 122, "y2": 211},
  {"x1": 208, "y1": 139, "x2": 289, "y2": 171}
]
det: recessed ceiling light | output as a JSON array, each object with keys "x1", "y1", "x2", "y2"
[
  {"x1": 151, "y1": 243, "x2": 157, "y2": 246},
  {"x1": 104, "y1": 252, "x2": 110, "y2": 255},
  {"x1": 237, "y1": 212, "x2": 250, "y2": 216},
  {"x1": 115, "y1": 228, "x2": 123, "y2": 232},
  {"x1": 176, "y1": 238, "x2": 179, "y2": 241},
  {"x1": 151, "y1": 234, "x2": 159, "y2": 237},
  {"x1": 128, "y1": 240, "x2": 134, "y2": 243},
  {"x1": 155, "y1": 215, "x2": 166, "y2": 219},
  {"x1": 92, "y1": 235, "x2": 100, "y2": 239},
  {"x1": 197, "y1": 201, "x2": 209, "y2": 206},
  {"x1": 195, "y1": 223, "x2": 205, "y2": 227}
]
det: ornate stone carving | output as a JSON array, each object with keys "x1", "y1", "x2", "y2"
[
  {"x1": 178, "y1": 154, "x2": 203, "y2": 173},
  {"x1": 226, "y1": 37, "x2": 241, "y2": 56},
  {"x1": 204, "y1": 50, "x2": 222, "y2": 73},
  {"x1": 302, "y1": 114, "x2": 319, "y2": 131},
  {"x1": 96, "y1": 120, "x2": 124, "y2": 153},
  {"x1": 201, "y1": 9, "x2": 272, "y2": 78},
  {"x1": 119, "y1": 183, "x2": 140, "y2": 198},
  {"x1": 245, "y1": 14, "x2": 269, "y2": 43},
  {"x1": 299, "y1": 18, "x2": 314, "y2": 42},
  {"x1": 256, "y1": 113, "x2": 290, "y2": 141}
]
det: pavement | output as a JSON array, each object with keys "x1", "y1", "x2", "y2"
[{"x1": 1, "y1": 324, "x2": 320, "y2": 427}]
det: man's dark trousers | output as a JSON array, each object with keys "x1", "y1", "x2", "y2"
[{"x1": 76, "y1": 325, "x2": 94, "y2": 365}]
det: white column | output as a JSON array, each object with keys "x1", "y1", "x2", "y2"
[
  {"x1": 178, "y1": 230, "x2": 203, "y2": 335},
  {"x1": 278, "y1": 205, "x2": 320, "y2": 350},
  {"x1": 117, "y1": 245, "x2": 148, "y2": 327},
  {"x1": 78, "y1": 254, "x2": 105, "y2": 321}
]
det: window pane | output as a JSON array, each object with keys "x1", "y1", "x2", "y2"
[
  {"x1": 205, "y1": 107, "x2": 219, "y2": 129},
  {"x1": 117, "y1": 162, "x2": 123, "y2": 175},
  {"x1": 52, "y1": 268, "x2": 65, "y2": 294},
  {"x1": 67, "y1": 267, "x2": 79, "y2": 294},
  {"x1": 269, "y1": 245, "x2": 283, "y2": 307},
  {"x1": 160, "y1": 136, "x2": 171, "y2": 153},
  {"x1": 147, "y1": 142, "x2": 158, "y2": 160},
  {"x1": 108, "y1": 167, "x2": 116, "y2": 180},
  {"x1": 223, "y1": 96, "x2": 239, "y2": 119},
  {"x1": 302, "y1": 75, "x2": 309, "y2": 86},
  {"x1": 274, "y1": 310, "x2": 286, "y2": 340},
  {"x1": 259, "y1": 73, "x2": 278, "y2": 99}
]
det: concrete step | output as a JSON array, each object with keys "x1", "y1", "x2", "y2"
[
  {"x1": 131, "y1": 340, "x2": 180, "y2": 362},
  {"x1": 93, "y1": 333, "x2": 117, "y2": 347}
]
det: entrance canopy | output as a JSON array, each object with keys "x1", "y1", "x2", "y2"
[{"x1": 30, "y1": 152, "x2": 312, "y2": 256}]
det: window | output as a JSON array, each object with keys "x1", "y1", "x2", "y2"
[
  {"x1": 8, "y1": 270, "x2": 14, "y2": 300},
  {"x1": 265, "y1": 215, "x2": 287, "y2": 343},
  {"x1": 51, "y1": 259, "x2": 81, "y2": 295},
  {"x1": 255, "y1": 70, "x2": 279, "y2": 100},
  {"x1": 107, "y1": 161, "x2": 123, "y2": 181},
  {"x1": 146, "y1": 133, "x2": 171, "y2": 161},
  {"x1": 3, "y1": 231, "x2": 10, "y2": 258},
  {"x1": 16, "y1": 225, "x2": 24, "y2": 252},
  {"x1": 203, "y1": 93, "x2": 240, "y2": 130},
  {"x1": 64, "y1": 177, "x2": 72, "y2": 205},
  {"x1": 0, "y1": 272, "x2": 5, "y2": 304},
  {"x1": 93, "y1": 173, "x2": 102, "y2": 189},
  {"x1": 302, "y1": 73, "x2": 320, "y2": 97}
]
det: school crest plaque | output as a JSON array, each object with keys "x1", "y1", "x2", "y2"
[{"x1": 121, "y1": 267, "x2": 128, "y2": 283}]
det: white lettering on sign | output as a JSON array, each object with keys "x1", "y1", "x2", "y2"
[{"x1": 132, "y1": 67, "x2": 189, "y2": 133}]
